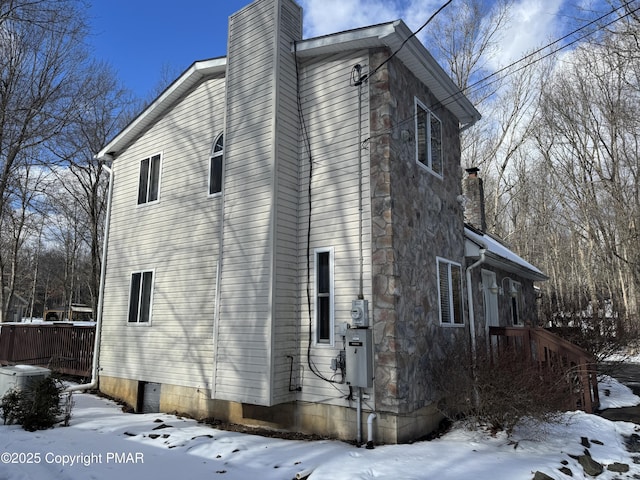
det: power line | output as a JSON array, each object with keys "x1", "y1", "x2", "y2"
[
  {"x1": 433, "y1": 0, "x2": 640, "y2": 115},
  {"x1": 298, "y1": 0, "x2": 640, "y2": 178},
  {"x1": 355, "y1": 0, "x2": 453, "y2": 86}
]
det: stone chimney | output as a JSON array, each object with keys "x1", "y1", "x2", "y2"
[{"x1": 464, "y1": 167, "x2": 486, "y2": 232}]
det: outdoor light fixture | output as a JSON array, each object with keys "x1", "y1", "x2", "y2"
[
  {"x1": 501, "y1": 277, "x2": 518, "y2": 298},
  {"x1": 487, "y1": 277, "x2": 518, "y2": 297}
]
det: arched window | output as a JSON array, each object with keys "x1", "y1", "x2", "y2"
[{"x1": 209, "y1": 133, "x2": 223, "y2": 195}]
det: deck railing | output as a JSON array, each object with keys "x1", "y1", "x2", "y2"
[
  {"x1": 0, "y1": 323, "x2": 95, "y2": 377},
  {"x1": 489, "y1": 326, "x2": 599, "y2": 413}
]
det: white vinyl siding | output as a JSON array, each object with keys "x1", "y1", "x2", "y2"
[
  {"x1": 213, "y1": 0, "x2": 302, "y2": 406},
  {"x1": 297, "y1": 50, "x2": 371, "y2": 405},
  {"x1": 271, "y1": 0, "x2": 303, "y2": 405},
  {"x1": 100, "y1": 75, "x2": 226, "y2": 390}
]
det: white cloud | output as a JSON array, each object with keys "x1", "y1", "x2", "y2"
[
  {"x1": 298, "y1": 0, "x2": 446, "y2": 39},
  {"x1": 299, "y1": 0, "x2": 401, "y2": 38},
  {"x1": 487, "y1": 0, "x2": 566, "y2": 70},
  {"x1": 300, "y1": 0, "x2": 571, "y2": 74}
]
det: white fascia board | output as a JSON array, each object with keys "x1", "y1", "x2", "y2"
[
  {"x1": 293, "y1": 22, "x2": 397, "y2": 56},
  {"x1": 293, "y1": 20, "x2": 480, "y2": 126},
  {"x1": 96, "y1": 57, "x2": 227, "y2": 161},
  {"x1": 465, "y1": 227, "x2": 548, "y2": 282}
]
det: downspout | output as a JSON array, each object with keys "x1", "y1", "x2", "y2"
[
  {"x1": 366, "y1": 412, "x2": 377, "y2": 449},
  {"x1": 66, "y1": 156, "x2": 114, "y2": 392},
  {"x1": 465, "y1": 248, "x2": 487, "y2": 358}
]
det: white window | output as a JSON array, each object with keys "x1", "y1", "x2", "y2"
[
  {"x1": 437, "y1": 257, "x2": 463, "y2": 325},
  {"x1": 138, "y1": 153, "x2": 161, "y2": 204},
  {"x1": 209, "y1": 134, "x2": 223, "y2": 195},
  {"x1": 415, "y1": 98, "x2": 443, "y2": 177},
  {"x1": 315, "y1": 247, "x2": 334, "y2": 345},
  {"x1": 510, "y1": 280, "x2": 523, "y2": 326},
  {"x1": 128, "y1": 270, "x2": 154, "y2": 324}
]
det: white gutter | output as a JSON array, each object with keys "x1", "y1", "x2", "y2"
[
  {"x1": 66, "y1": 157, "x2": 114, "y2": 392},
  {"x1": 465, "y1": 248, "x2": 487, "y2": 358}
]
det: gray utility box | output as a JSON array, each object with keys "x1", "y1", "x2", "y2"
[
  {"x1": 0, "y1": 365, "x2": 51, "y2": 398},
  {"x1": 346, "y1": 328, "x2": 373, "y2": 388}
]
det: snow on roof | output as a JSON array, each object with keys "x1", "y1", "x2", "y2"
[{"x1": 465, "y1": 226, "x2": 548, "y2": 281}]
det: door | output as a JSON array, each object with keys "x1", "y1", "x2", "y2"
[{"x1": 482, "y1": 270, "x2": 499, "y2": 354}]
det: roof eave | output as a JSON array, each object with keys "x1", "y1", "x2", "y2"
[
  {"x1": 95, "y1": 57, "x2": 227, "y2": 161},
  {"x1": 483, "y1": 251, "x2": 549, "y2": 282},
  {"x1": 464, "y1": 228, "x2": 549, "y2": 282},
  {"x1": 293, "y1": 20, "x2": 480, "y2": 126}
]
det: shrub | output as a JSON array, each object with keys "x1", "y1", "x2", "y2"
[
  {"x1": 432, "y1": 344, "x2": 571, "y2": 434},
  {"x1": 0, "y1": 377, "x2": 70, "y2": 431}
]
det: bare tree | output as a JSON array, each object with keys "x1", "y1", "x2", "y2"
[
  {"x1": 52, "y1": 63, "x2": 135, "y2": 317},
  {"x1": 0, "y1": 1, "x2": 126, "y2": 321},
  {"x1": 532, "y1": 13, "x2": 640, "y2": 321},
  {"x1": 426, "y1": 0, "x2": 514, "y2": 171}
]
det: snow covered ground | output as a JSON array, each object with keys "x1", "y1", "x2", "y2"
[{"x1": 1, "y1": 377, "x2": 640, "y2": 480}]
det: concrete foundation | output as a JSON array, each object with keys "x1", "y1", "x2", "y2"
[{"x1": 99, "y1": 375, "x2": 443, "y2": 444}]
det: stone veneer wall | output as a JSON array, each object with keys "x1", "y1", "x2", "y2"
[{"x1": 369, "y1": 49, "x2": 470, "y2": 415}]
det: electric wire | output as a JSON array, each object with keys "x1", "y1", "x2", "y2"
[
  {"x1": 295, "y1": 40, "x2": 345, "y2": 386},
  {"x1": 291, "y1": 0, "x2": 636, "y2": 390},
  {"x1": 298, "y1": 1, "x2": 640, "y2": 176},
  {"x1": 430, "y1": 0, "x2": 640, "y2": 119},
  {"x1": 355, "y1": 0, "x2": 453, "y2": 86}
]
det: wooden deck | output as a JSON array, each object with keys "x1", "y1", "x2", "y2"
[
  {"x1": 0, "y1": 323, "x2": 95, "y2": 377},
  {"x1": 489, "y1": 326, "x2": 599, "y2": 413}
]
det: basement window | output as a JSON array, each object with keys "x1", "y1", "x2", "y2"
[
  {"x1": 128, "y1": 270, "x2": 154, "y2": 324},
  {"x1": 315, "y1": 247, "x2": 334, "y2": 345},
  {"x1": 437, "y1": 257, "x2": 463, "y2": 326},
  {"x1": 415, "y1": 98, "x2": 443, "y2": 178}
]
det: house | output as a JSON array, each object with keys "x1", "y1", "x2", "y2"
[
  {"x1": 4, "y1": 289, "x2": 28, "y2": 323},
  {"x1": 94, "y1": 0, "x2": 550, "y2": 444},
  {"x1": 462, "y1": 168, "x2": 549, "y2": 357}
]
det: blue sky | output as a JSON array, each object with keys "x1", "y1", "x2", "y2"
[
  {"x1": 88, "y1": 0, "x2": 247, "y2": 98},
  {"x1": 87, "y1": 0, "x2": 595, "y2": 99}
]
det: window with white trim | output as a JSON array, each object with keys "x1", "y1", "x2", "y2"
[
  {"x1": 437, "y1": 258, "x2": 463, "y2": 325},
  {"x1": 416, "y1": 98, "x2": 443, "y2": 177},
  {"x1": 510, "y1": 280, "x2": 523, "y2": 326},
  {"x1": 138, "y1": 153, "x2": 161, "y2": 204},
  {"x1": 209, "y1": 134, "x2": 223, "y2": 195},
  {"x1": 315, "y1": 248, "x2": 334, "y2": 345},
  {"x1": 128, "y1": 270, "x2": 154, "y2": 324}
]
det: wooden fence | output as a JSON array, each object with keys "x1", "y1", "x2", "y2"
[
  {"x1": 489, "y1": 326, "x2": 599, "y2": 413},
  {"x1": 0, "y1": 323, "x2": 95, "y2": 377}
]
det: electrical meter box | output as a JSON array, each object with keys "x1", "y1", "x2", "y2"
[
  {"x1": 346, "y1": 328, "x2": 373, "y2": 388},
  {"x1": 350, "y1": 299, "x2": 369, "y2": 327}
]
